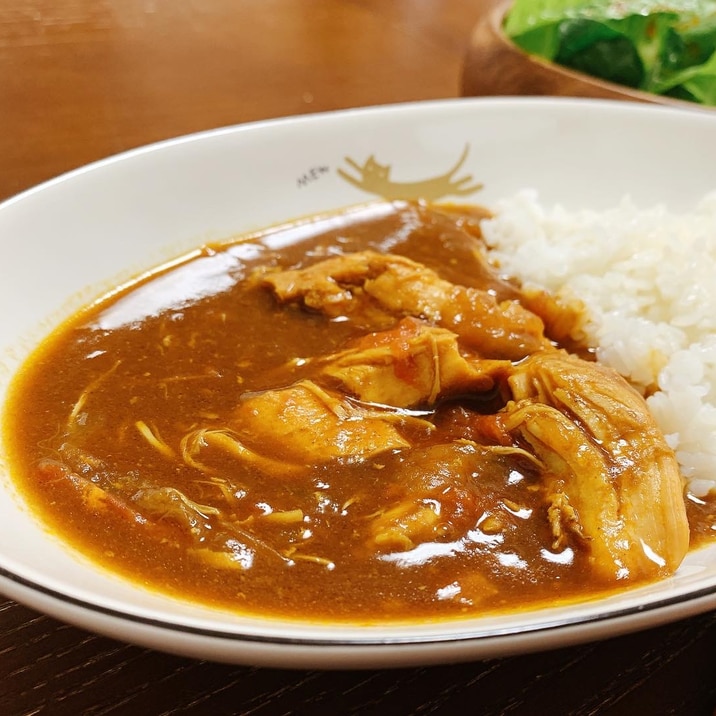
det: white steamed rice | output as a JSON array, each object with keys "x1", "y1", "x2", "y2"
[{"x1": 480, "y1": 190, "x2": 716, "y2": 497}]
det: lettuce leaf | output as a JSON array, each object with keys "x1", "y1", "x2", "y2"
[
  {"x1": 504, "y1": 0, "x2": 716, "y2": 105},
  {"x1": 655, "y1": 46, "x2": 716, "y2": 102}
]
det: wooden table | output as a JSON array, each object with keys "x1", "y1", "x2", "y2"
[{"x1": 1, "y1": 2, "x2": 715, "y2": 714}]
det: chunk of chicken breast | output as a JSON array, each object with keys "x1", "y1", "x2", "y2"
[
  {"x1": 498, "y1": 350, "x2": 689, "y2": 581},
  {"x1": 263, "y1": 251, "x2": 549, "y2": 360},
  {"x1": 231, "y1": 380, "x2": 410, "y2": 466},
  {"x1": 320, "y1": 317, "x2": 509, "y2": 408}
]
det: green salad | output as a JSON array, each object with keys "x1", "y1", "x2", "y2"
[{"x1": 504, "y1": 0, "x2": 716, "y2": 105}]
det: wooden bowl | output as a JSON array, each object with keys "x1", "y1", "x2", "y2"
[{"x1": 461, "y1": 0, "x2": 694, "y2": 108}]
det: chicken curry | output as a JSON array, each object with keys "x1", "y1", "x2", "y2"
[{"x1": 2, "y1": 201, "x2": 700, "y2": 622}]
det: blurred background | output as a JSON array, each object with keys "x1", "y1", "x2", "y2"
[{"x1": 0, "y1": 0, "x2": 483, "y2": 201}]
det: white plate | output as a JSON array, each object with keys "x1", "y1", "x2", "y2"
[{"x1": 1, "y1": 98, "x2": 715, "y2": 669}]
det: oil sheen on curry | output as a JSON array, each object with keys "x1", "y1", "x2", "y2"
[{"x1": 4, "y1": 201, "x2": 696, "y2": 622}]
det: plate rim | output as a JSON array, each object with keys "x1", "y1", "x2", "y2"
[{"x1": 2, "y1": 94, "x2": 715, "y2": 212}]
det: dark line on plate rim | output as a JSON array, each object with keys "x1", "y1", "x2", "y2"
[{"x1": 1, "y1": 566, "x2": 716, "y2": 647}]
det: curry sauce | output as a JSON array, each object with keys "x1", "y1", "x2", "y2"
[{"x1": 2, "y1": 201, "x2": 702, "y2": 622}]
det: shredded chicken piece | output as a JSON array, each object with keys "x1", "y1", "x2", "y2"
[
  {"x1": 367, "y1": 442, "x2": 495, "y2": 552},
  {"x1": 546, "y1": 490, "x2": 587, "y2": 550},
  {"x1": 499, "y1": 350, "x2": 689, "y2": 580},
  {"x1": 263, "y1": 250, "x2": 549, "y2": 359},
  {"x1": 231, "y1": 379, "x2": 411, "y2": 465},
  {"x1": 320, "y1": 317, "x2": 508, "y2": 408}
]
